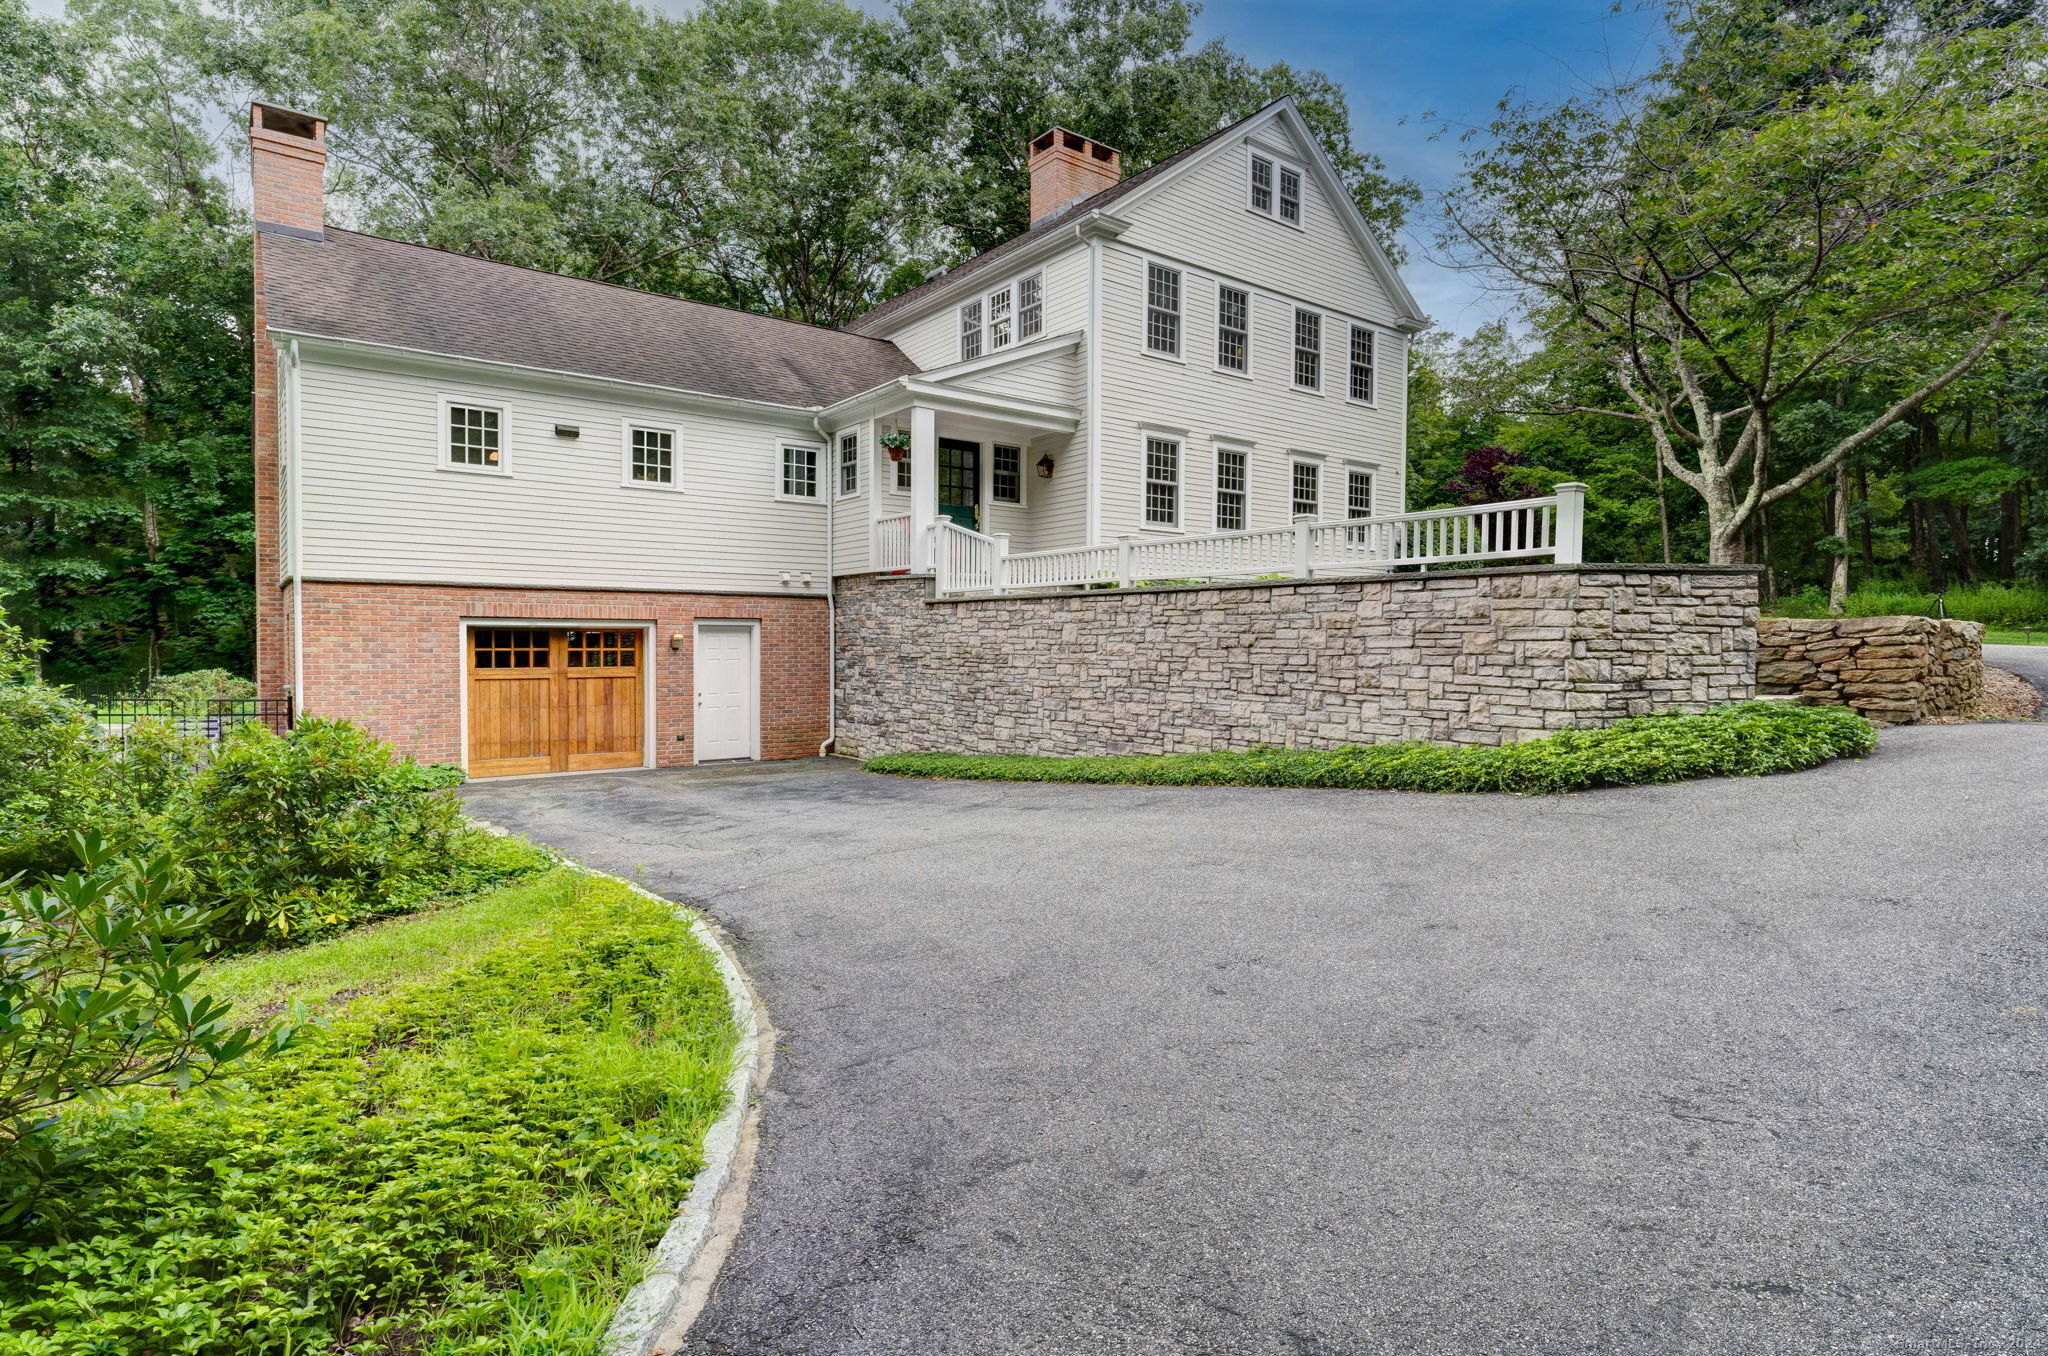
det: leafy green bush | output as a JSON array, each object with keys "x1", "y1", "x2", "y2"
[
  {"x1": 0, "y1": 869, "x2": 737, "y2": 1355},
  {"x1": 0, "y1": 684, "x2": 115, "y2": 879},
  {"x1": 138, "y1": 668, "x2": 260, "y2": 713},
  {"x1": 162, "y1": 718, "x2": 539, "y2": 945},
  {"x1": 1773, "y1": 582, "x2": 2048, "y2": 628},
  {"x1": 866, "y1": 702, "x2": 1878, "y2": 795},
  {"x1": 0, "y1": 834, "x2": 297, "y2": 1222}
]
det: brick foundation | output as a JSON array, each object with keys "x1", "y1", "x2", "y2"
[
  {"x1": 296, "y1": 581, "x2": 829, "y2": 769},
  {"x1": 835, "y1": 565, "x2": 1762, "y2": 757}
]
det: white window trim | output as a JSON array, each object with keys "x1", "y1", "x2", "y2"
[
  {"x1": 619, "y1": 418, "x2": 681, "y2": 491},
  {"x1": 1344, "y1": 462, "x2": 1378, "y2": 518},
  {"x1": 958, "y1": 267, "x2": 1047, "y2": 361},
  {"x1": 1212, "y1": 438, "x2": 1252, "y2": 533},
  {"x1": 438, "y1": 394, "x2": 511, "y2": 476},
  {"x1": 989, "y1": 442, "x2": 1027, "y2": 508},
  {"x1": 1345, "y1": 323, "x2": 1380, "y2": 408},
  {"x1": 774, "y1": 439, "x2": 826, "y2": 503},
  {"x1": 1247, "y1": 148, "x2": 1307, "y2": 230},
  {"x1": 1289, "y1": 454, "x2": 1325, "y2": 520},
  {"x1": 834, "y1": 429, "x2": 862, "y2": 499},
  {"x1": 1214, "y1": 281, "x2": 1253, "y2": 380},
  {"x1": 1142, "y1": 261, "x2": 1185, "y2": 363},
  {"x1": 1291, "y1": 307, "x2": 1326, "y2": 396},
  {"x1": 1140, "y1": 429, "x2": 1184, "y2": 533}
]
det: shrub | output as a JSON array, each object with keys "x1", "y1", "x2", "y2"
[
  {"x1": 139, "y1": 668, "x2": 260, "y2": 713},
  {"x1": 0, "y1": 834, "x2": 295, "y2": 1221},
  {"x1": 0, "y1": 684, "x2": 114, "y2": 879},
  {"x1": 0, "y1": 869, "x2": 736, "y2": 1354},
  {"x1": 161, "y1": 718, "x2": 529, "y2": 944},
  {"x1": 1773, "y1": 582, "x2": 2048, "y2": 629},
  {"x1": 865, "y1": 702, "x2": 1878, "y2": 795}
]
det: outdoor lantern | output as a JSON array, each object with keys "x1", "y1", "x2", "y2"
[{"x1": 1036, "y1": 453, "x2": 1055, "y2": 479}]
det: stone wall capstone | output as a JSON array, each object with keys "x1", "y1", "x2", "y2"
[
  {"x1": 1756, "y1": 615, "x2": 1982, "y2": 723},
  {"x1": 834, "y1": 565, "x2": 1761, "y2": 758}
]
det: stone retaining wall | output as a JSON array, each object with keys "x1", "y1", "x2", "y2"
[
  {"x1": 1756, "y1": 616, "x2": 1983, "y2": 723},
  {"x1": 835, "y1": 565, "x2": 1761, "y2": 758}
]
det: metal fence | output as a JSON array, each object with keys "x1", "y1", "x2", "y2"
[{"x1": 90, "y1": 697, "x2": 294, "y2": 745}]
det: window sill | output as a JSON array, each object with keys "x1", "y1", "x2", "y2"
[
  {"x1": 438, "y1": 462, "x2": 511, "y2": 477},
  {"x1": 1245, "y1": 206, "x2": 1306, "y2": 232},
  {"x1": 774, "y1": 494, "x2": 827, "y2": 505},
  {"x1": 1211, "y1": 365, "x2": 1254, "y2": 381},
  {"x1": 1290, "y1": 384, "x2": 1326, "y2": 398},
  {"x1": 1140, "y1": 346, "x2": 1187, "y2": 365},
  {"x1": 1345, "y1": 396, "x2": 1380, "y2": 410},
  {"x1": 621, "y1": 478, "x2": 682, "y2": 492}
]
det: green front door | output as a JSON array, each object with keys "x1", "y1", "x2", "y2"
[{"x1": 938, "y1": 438, "x2": 981, "y2": 529}]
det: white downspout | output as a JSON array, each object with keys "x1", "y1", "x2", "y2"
[
  {"x1": 288, "y1": 339, "x2": 306, "y2": 714},
  {"x1": 813, "y1": 413, "x2": 836, "y2": 757}
]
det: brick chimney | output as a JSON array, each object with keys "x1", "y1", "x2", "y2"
[
  {"x1": 249, "y1": 102, "x2": 327, "y2": 711},
  {"x1": 250, "y1": 102, "x2": 327, "y2": 238},
  {"x1": 1028, "y1": 128, "x2": 1120, "y2": 227}
]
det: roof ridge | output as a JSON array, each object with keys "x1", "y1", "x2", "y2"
[{"x1": 323, "y1": 227, "x2": 903, "y2": 348}]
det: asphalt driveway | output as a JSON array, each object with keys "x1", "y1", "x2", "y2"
[{"x1": 464, "y1": 723, "x2": 2048, "y2": 1355}]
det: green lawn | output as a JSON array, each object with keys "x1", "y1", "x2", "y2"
[
  {"x1": 867, "y1": 703, "x2": 1877, "y2": 796},
  {"x1": 0, "y1": 865, "x2": 739, "y2": 1356},
  {"x1": 1985, "y1": 627, "x2": 2045, "y2": 647}
]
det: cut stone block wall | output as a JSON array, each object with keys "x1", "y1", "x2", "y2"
[
  {"x1": 1756, "y1": 616, "x2": 1982, "y2": 723},
  {"x1": 834, "y1": 565, "x2": 1761, "y2": 758}
]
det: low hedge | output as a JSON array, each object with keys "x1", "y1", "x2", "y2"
[
  {"x1": 0, "y1": 867, "x2": 739, "y2": 1355},
  {"x1": 864, "y1": 702, "x2": 1877, "y2": 795}
]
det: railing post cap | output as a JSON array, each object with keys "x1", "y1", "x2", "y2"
[{"x1": 1555, "y1": 482, "x2": 1589, "y2": 492}]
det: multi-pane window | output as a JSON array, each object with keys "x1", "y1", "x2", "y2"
[
  {"x1": 1278, "y1": 166, "x2": 1302, "y2": 225},
  {"x1": 838, "y1": 431, "x2": 859, "y2": 496},
  {"x1": 1215, "y1": 447, "x2": 1247, "y2": 531},
  {"x1": 1146, "y1": 262, "x2": 1182, "y2": 356},
  {"x1": 1348, "y1": 325, "x2": 1376, "y2": 403},
  {"x1": 988, "y1": 284, "x2": 1013, "y2": 350},
  {"x1": 1144, "y1": 436, "x2": 1180, "y2": 526},
  {"x1": 472, "y1": 628, "x2": 548, "y2": 669},
  {"x1": 448, "y1": 404, "x2": 502, "y2": 468},
  {"x1": 1017, "y1": 272, "x2": 1043, "y2": 340},
  {"x1": 1293, "y1": 309, "x2": 1322, "y2": 390},
  {"x1": 781, "y1": 444, "x2": 819, "y2": 499},
  {"x1": 1347, "y1": 468, "x2": 1374, "y2": 518},
  {"x1": 1250, "y1": 154, "x2": 1274, "y2": 214},
  {"x1": 628, "y1": 426, "x2": 673, "y2": 485},
  {"x1": 991, "y1": 444, "x2": 1023, "y2": 504},
  {"x1": 895, "y1": 449, "x2": 912, "y2": 492},
  {"x1": 565, "y1": 630, "x2": 638, "y2": 668},
  {"x1": 959, "y1": 298, "x2": 983, "y2": 360},
  {"x1": 1291, "y1": 461, "x2": 1321, "y2": 518},
  {"x1": 1216, "y1": 285, "x2": 1250, "y2": 373}
]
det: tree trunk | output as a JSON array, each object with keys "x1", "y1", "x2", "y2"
[
  {"x1": 1922, "y1": 501, "x2": 1948, "y2": 590},
  {"x1": 2000, "y1": 487, "x2": 2021, "y2": 581},
  {"x1": 1942, "y1": 498, "x2": 1977, "y2": 584},
  {"x1": 1828, "y1": 462, "x2": 1850, "y2": 615},
  {"x1": 1856, "y1": 464, "x2": 1875, "y2": 576},
  {"x1": 1654, "y1": 451, "x2": 1672, "y2": 565}
]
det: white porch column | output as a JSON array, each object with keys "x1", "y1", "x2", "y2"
[{"x1": 909, "y1": 403, "x2": 939, "y2": 571}]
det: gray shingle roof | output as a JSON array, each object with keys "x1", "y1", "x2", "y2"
[
  {"x1": 848, "y1": 104, "x2": 1280, "y2": 336},
  {"x1": 260, "y1": 228, "x2": 919, "y2": 407}
]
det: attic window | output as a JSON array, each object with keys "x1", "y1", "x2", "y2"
[
  {"x1": 1250, "y1": 151, "x2": 1305, "y2": 228},
  {"x1": 259, "y1": 105, "x2": 318, "y2": 138},
  {"x1": 959, "y1": 270, "x2": 1043, "y2": 360}
]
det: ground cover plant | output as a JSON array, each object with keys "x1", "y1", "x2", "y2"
[
  {"x1": 866, "y1": 703, "x2": 1877, "y2": 795},
  {"x1": 1769, "y1": 582, "x2": 2048, "y2": 631},
  {"x1": 0, "y1": 866, "x2": 739, "y2": 1356}
]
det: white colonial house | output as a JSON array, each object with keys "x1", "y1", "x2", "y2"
[{"x1": 248, "y1": 98, "x2": 1584, "y2": 778}]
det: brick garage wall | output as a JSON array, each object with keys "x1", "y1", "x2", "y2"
[
  {"x1": 298, "y1": 581, "x2": 828, "y2": 768},
  {"x1": 1757, "y1": 616, "x2": 1982, "y2": 723},
  {"x1": 835, "y1": 565, "x2": 1761, "y2": 758}
]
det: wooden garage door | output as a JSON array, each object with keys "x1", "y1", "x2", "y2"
[{"x1": 468, "y1": 628, "x2": 644, "y2": 777}]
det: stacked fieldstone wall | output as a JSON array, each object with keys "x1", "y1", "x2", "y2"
[
  {"x1": 1756, "y1": 616, "x2": 1983, "y2": 723},
  {"x1": 834, "y1": 565, "x2": 1761, "y2": 758}
]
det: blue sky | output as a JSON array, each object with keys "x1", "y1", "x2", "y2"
[{"x1": 1182, "y1": 0, "x2": 1668, "y2": 333}]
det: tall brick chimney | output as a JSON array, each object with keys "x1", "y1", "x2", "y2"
[
  {"x1": 250, "y1": 102, "x2": 328, "y2": 238},
  {"x1": 249, "y1": 102, "x2": 327, "y2": 710},
  {"x1": 1028, "y1": 128, "x2": 1120, "y2": 227}
]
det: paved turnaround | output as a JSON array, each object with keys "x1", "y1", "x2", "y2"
[{"x1": 464, "y1": 724, "x2": 2048, "y2": 1356}]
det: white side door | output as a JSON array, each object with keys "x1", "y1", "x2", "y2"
[{"x1": 694, "y1": 622, "x2": 758, "y2": 761}]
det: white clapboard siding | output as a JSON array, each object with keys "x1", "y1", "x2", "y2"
[
  {"x1": 294, "y1": 348, "x2": 831, "y2": 593},
  {"x1": 827, "y1": 422, "x2": 872, "y2": 574},
  {"x1": 877, "y1": 243, "x2": 1092, "y2": 370}
]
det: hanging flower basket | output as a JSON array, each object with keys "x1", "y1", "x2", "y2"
[{"x1": 881, "y1": 432, "x2": 912, "y2": 462}]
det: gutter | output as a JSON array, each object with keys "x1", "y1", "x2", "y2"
[
  {"x1": 812, "y1": 414, "x2": 836, "y2": 758},
  {"x1": 288, "y1": 338, "x2": 307, "y2": 712}
]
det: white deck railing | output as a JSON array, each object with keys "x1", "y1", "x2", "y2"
[
  {"x1": 875, "y1": 514, "x2": 914, "y2": 572},
  {"x1": 926, "y1": 484, "x2": 1586, "y2": 598}
]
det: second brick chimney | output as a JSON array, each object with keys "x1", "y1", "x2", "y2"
[
  {"x1": 250, "y1": 102, "x2": 328, "y2": 238},
  {"x1": 1028, "y1": 128, "x2": 1120, "y2": 227}
]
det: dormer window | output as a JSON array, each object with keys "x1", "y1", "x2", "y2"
[
  {"x1": 958, "y1": 270, "x2": 1044, "y2": 361},
  {"x1": 1250, "y1": 151, "x2": 1305, "y2": 228}
]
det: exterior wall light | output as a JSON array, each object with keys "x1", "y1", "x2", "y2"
[
  {"x1": 1036, "y1": 453, "x2": 1055, "y2": 479},
  {"x1": 669, "y1": 632, "x2": 685, "y2": 650}
]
